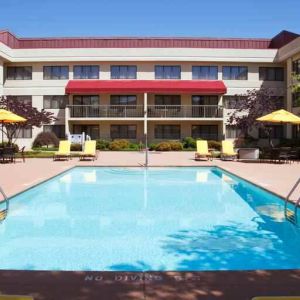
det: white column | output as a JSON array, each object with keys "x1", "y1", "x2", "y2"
[
  {"x1": 144, "y1": 92, "x2": 148, "y2": 135},
  {"x1": 65, "y1": 105, "x2": 70, "y2": 140},
  {"x1": 0, "y1": 60, "x2": 3, "y2": 97},
  {"x1": 286, "y1": 58, "x2": 293, "y2": 139},
  {"x1": 144, "y1": 92, "x2": 148, "y2": 166}
]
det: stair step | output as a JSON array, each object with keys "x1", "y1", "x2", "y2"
[{"x1": 0, "y1": 209, "x2": 7, "y2": 221}]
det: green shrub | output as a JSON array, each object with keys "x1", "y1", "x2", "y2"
[
  {"x1": 0, "y1": 142, "x2": 19, "y2": 152},
  {"x1": 96, "y1": 139, "x2": 110, "y2": 150},
  {"x1": 149, "y1": 143, "x2": 157, "y2": 151},
  {"x1": 109, "y1": 139, "x2": 130, "y2": 151},
  {"x1": 32, "y1": 146, "x2": 58, "y2": 151},
  {"x1": 182, "y1": 137, "x2": 196, "y2": 149},
  {"x1": 70, "y1": 143, "x2": 82, "y2": 151},
  {"x1": 169, "y1": 141, "x2": 183, "y2": 151},
  {"x1": 207, "y1": 140, "x2": 222, "y2": 151},
  {"x1": 129, "y1": 143, "x2": 141, "y2": 150},
  {"x1": 32, "y1": 132, "x2": 59, "y2": 148},
  {"x1": 155, "y1": 142, "x2": 172, "y2": 151}
]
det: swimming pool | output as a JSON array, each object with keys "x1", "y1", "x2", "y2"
[{"x1": 0, "y1": 166, "x2": 300, "y2": 271}]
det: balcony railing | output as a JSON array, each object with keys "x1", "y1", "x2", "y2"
[
  {"x1": 147, "y1": 105, "x2": 223, "y2": 118},
  {"x1": 67, "y1": 105, "x2": 223, "y2": 119},
  {"x1": 68, "y1": 105, "x2": 144, "y2": 118}
]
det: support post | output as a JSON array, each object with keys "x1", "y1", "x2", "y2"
[
  {"x1": 144, "y1": 93, "x2": 148, "y2": 167},
  {"x1": 65, "y1": 105, "x2": 70, "y2": 140}
]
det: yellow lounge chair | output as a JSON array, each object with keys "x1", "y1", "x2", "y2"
[
  {"x1": 221, "y1": 140, "x2": 237, "y2": 160},
  {"x1": 79, "y1": 140, "x2": 97, "y2": 161},
  {"x1": 195, "y1": 140, "x2": 212, "y2": 161},
  {"x1": 53, "y1": 141, "x2": 71, "y2": 161}
]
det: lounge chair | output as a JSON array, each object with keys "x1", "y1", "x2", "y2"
[
  {"x1": 221, "y1": 140, "x2": 237, "y2": 160},
  {"x1": 79, "y1": 140, "x2": 97, "y2": 161},
  {"x1": 53, "y1": 141, "x2": 71, "y2": 161},
  {"x1": 195, "y1": 140, "x2": 212, "y2": 161}
]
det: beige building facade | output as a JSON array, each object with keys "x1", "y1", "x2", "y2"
[{"x1": 0, "y1": 30, "x2": 300, "y2": 148}]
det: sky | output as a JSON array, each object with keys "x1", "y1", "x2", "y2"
[{"x1": 0, "y1": 0, "x2": 300, "y2": 38}]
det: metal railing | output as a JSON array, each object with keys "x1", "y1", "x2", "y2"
[
  {"x1": 68, "y1": 105, "x2": 223, "y2": 119},
  {"x1": 284, "y1": 177, "x2": 300, "y2": 225},
  {"x1": 147, "y1": 105, "x2": 223, "y2": 118},
  {"x1": 0, "y1": 186, "x2": 8, "y2": 222},
  {"x1": 68, "y1": 105, "x2": 144, "y2": 118}
]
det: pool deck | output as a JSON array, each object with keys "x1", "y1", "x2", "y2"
[
  {"x1": 0, "y1": 151, "x2": 299, "y2": 200},
  {"x1": 1, "y1": 151, "x2": 300, "y2": 299}
]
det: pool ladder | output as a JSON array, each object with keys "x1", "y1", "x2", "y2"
[
  {"x1": 284, "y1": 177, "x2": 300, "y2": 225},
  {"x1": 0, "y1": 186, "x2": 8, "y2": 222}
]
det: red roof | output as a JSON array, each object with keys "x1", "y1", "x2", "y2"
[
  {"x1": 0, "y1": 30, "x2": 272, "y2": 49},
  {"x1": 1, "y1": 30, "x2": 298, "y2": 50},
  {"x1": 65, "y1": 80, "x2": 227, "y2": 95}
]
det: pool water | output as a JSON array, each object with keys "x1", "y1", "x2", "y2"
[{"x1": 1, "y1": 167, "x2": 300, "y2": 271}]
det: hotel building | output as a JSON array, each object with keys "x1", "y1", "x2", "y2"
[{"x1": 0, "y1": 30, "x2": 300, "y2": 149}]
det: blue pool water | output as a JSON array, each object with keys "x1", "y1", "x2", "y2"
[{"x1": 1, "y1": 166, "x2": 300, "y2": 271}]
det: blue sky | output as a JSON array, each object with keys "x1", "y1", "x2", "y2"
[{"x1": 1, "y1": 0, "x2": 299, "y2": 38}]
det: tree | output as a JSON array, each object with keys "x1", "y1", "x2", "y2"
[
  {"x1": 0, "y1": 96, "x2": 57, "y2": 145},
  {"x1": 227, "y1": 88, "x2": 283, "y2": 140},
  {"x1": 291, "y1": 73, "x2": 300, "y2": 107}
]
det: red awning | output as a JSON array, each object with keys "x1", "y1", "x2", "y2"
[{"x1": 65, "y1": 80, "x2": 227, "y2": 95}]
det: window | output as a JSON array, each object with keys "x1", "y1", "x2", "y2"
[
  {"x1": 44, "y1": 125, "x2": 66, "y2": 139},
  {"x1": 154, "y1": 125, "x2": 180, "y2": 139},
  {"x1": 223, "y1": 96, "x2": 245, "y2": 109},
  {"x1": 73, "y1": 125, "x2": 100, "y2": 140},
  {"x1": 192, "y1": 66, "x2": 218, "y2": 80},
  {"x1": 43, "y1": 66, "x2": 69, "y2": 80},
  {"x1": 73, "y1": 95, "x2": 99, "y2": 105},
  {"x1": 73, "y1": 65, "x2": 99, "y2": 79},
  {"x1": 292, "y1": 125, "x2": 300, "y2": 139},
  {"x1": 192, "y1": 125, "x2": 218, "y2": 140},
  {"x1": 9, "y1": 96, "x2": 32, "y2": 106},
  {"x1": 259, "y1": 67, "x2": 284, "y2": 81},
  {"x1": 259, "y1": 125, "x2": 284, "y2": 139},
  {"x1": 6, "y1": 66, "x2": 32, "y2": 80},
  {"x1": 12, "y1": 127, "x2": 32, "y2": 139},
  {"x1": 110, "y1": 125, "x2": 136, "y2": 139},
  {"x1": 111, "y1": 65, "x2": 137, "y2": 79},
  {"x1": 43, "y1": 96, "x2": 68, "y2": 109},
  {"x1": 273, "y1": 96, "x2": 284, "y2": 109},
  {"x1": 292, "y1": 93, "x2": 300, "y2": 107},
  {"x1": 155, "y1": 95, "x2": 181, "y2": 105},
  {"x1": 155, "y1": 65, "x2": 181, "y2": 79},
  {"x1": 226, "y1": 125, "x2": 242, "y2": 139},
  {"x1": 222, "y1": 66, "x2": 248, "y2": 80},
  {"x1": 192, "y1": 95, "x2": 218, "y2": 105},
  {"x1": 293, "y1": 59, "x2": 300, "y2": 75},
  {"x1": 110, "y1": 95, "x2": 137, "y2": 105}
]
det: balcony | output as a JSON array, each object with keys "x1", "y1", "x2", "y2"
[
  {"x1": 147, "y1": 105, "x2": 223, "y2": 119},
  {"x1": 67, "y1": 105, "x2": 223, "y2": 119},
  {"x1": 68, "y1": 105, "x2": 144, "y2": 118}
]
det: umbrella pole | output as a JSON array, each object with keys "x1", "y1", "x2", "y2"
[{"x1": 1, "y1": 121, "x2": 3, "y2": 145}]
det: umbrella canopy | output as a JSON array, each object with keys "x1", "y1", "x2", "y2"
[
  {"x1": 256, "y1": 109, "x2": 300, "y2": 124},
  {"x1": 0, "y1": 109, "x2": 27, "y2": 144},
  {"x1": 0, "y1": 109, "x2": 27, "y2": 123}
]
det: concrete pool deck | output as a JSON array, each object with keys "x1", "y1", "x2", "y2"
[
  {"x1": 1, "y1": 151, "x2": 300, "y2": 299},
  {"x1": 0, "y1": 151, "x2": 299, "y2": 200}
]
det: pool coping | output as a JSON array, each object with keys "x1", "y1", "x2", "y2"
[{"x1": 1, "y1": 269, "x2": 300, "y2": 299}]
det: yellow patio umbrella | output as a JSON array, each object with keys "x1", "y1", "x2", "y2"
[
  {"x1": 256, "y1": 109, "x2": 300, "y2": 146},
  {"x1": 256, "y1": 109, "x2": 300, "y2": 124},
  {"x1": 0, "y1": 109, "x2": 27, "y2": 144}
]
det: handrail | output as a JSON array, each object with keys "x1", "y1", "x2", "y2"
[
  {"x1": 284, "y1": 177, "x2": 300, "y2": 225},
  {"x1": 0, "y1": 185, "x2": 8, "y2": 222},
  {"x1": 67, "y1": 104, "x2": 224, "y2": 119}
]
